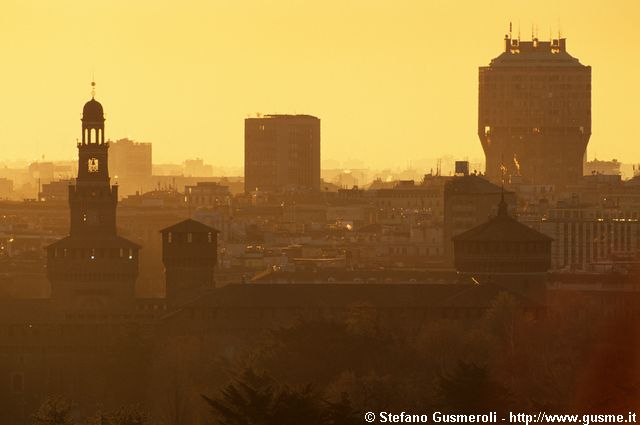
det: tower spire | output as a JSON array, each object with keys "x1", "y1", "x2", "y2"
[
  {"x1": 497, "y1": 184, "x2": 508, "y2": 218},
  {"x1": 91, "y1": 80, "x2": 96, "y2": 99}
]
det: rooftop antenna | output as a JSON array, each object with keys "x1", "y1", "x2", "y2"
[
  {"x1": 518, "y1": 21, "x2": 521, "y2": 41},
  {"x1": 558, "y1": 19, "x2": 562, "y2": 38}
]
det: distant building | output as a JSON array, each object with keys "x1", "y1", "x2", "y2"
[
  {"x1": 184, "y1": 158, "x2": 213, "y2": 177},
  {"x1": 374, "y1": 179, "x2": 446, "y2": 222},
  {"x1": 479, "y1": 33, "x2": 591, "y2": 186},
  {"x1": 540, "y1": 204, "x2": 640, "y2": 271},
  {"x1": 245, "y1": 114, "x2": 321, "y2": 193},
  {"x1": 38, "y1": 179, "x2": 72, "y2": 203},
  {"x1": 584, "y1": 159, "x2": 621, "y2": 176},
  {"x1": 28, "y1": 161, "x2": 55, "y2": 184},
  {"x1": 108, "y1": 138, "x2": 152, "y2": 196},
  {"x1": 0, "y1": 178, "x2": 13, "y2": 199},
  {"x1": 108, "y1": 138, "x2": 152, "y2": 179},
  {"x1": 185, "y1": 182, "x2": 230, "y2": 208},
  {"x1": 443, "y1": 174, "x2": 516, "y2": 263}
]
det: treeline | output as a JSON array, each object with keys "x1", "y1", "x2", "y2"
[{"x1": 30, "y1": 292, "x2": 639, "y2": 424}]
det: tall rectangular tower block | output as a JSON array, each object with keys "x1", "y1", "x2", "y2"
[
  {"x1": 245, "y1": 114, "x2": 321, "y2": 193},
  {"x1": 479, "y1": 34, "x2": 591, "y2": 187}
]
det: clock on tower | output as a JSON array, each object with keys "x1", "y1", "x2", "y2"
[{"x1": 46, "y1": 82, "x2": 140, "y2": 310}]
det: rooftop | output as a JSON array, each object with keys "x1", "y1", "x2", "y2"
[
  {"x1": 487, "y1": 35, "x2": 587, "y2": 68},
  {"x1": 453, "y1": 199, "x2": 553, "y2": 243}
]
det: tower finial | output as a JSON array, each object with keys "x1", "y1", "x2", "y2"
[
  {"x1": 497, "y1": 184, "x2": 508, "y2": 218},
  {"x1": 91, "y1": 80, "x2": 96, "y2": 99},
  {"x1": 509, "y1": 21, "x2": 512, "y2": 38}
]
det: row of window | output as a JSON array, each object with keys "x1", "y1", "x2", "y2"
[
  {"x1": 49, "y1": 272, "x2": 135, "y2": 281},
  {"x1": 51, "y1": 247, "x2": 135, "y2": 260},
  {"x1": 167, "y1": 232, "x2": 214, "y2": 244}
]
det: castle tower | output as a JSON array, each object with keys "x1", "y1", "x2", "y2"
[
  {"x1": 479, "y1": 32, "x2": 591, "y2": 187},
  {"x1": 160, "y1": 219, "x2": 219, "y2": 306},
  {"x1": 452, "y1": 193, "x2": 552, "y2": 301},
  {"x1": 47, "y1": 83, "x2": 140, "y2": 309}
]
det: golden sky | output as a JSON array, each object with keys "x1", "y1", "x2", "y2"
[{"x1": 1, "y1": 0, "x2": 639, "y2": 169}]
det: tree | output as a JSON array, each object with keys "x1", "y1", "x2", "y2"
[
  {"x1": 202, "y1": 369, "x2": 277, "y2": 425},
  {"x1": 483, "y1": 292, "x2": 524, "y2": 356},
  {"x1": 89, "y1": 405, "x2": 154, "y2": 425},
  {"x1": 32, "y1": 396, "x2": 74, "y2": 425},
  {"x1": 434, "y1": 361, "x2": 512, "y2": 414},
  {"x1": 202, "y1": 369, "x2": 327, "y2": 425},
  {"x1": 324, "y1": 393, "x2": 361, "y2": 425}
]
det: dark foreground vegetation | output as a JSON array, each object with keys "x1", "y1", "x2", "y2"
[{"x1": 27, "y1": 292, "x2": 639, "y2": 424}]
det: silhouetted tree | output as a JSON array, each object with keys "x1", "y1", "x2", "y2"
[
  {"x1": 324, "y1": 392, "x2": 361, "y2": 425},
  {"x1": 435, "y1": 361, "x2": 512, "y2": 413},
  {"x1": 202, "y1": 369, "x2": 277, "y2": 424},
  {"x1": 88, "y1": 405, "x2": 154, "y2": 425},
  {"x1": 270, "y1": 385, "x2": 325, "y2": 425},
  {"x1": 202, "y1": 369, "x2": 329, "y2": 425},
  {"x1": 32, "y1": 396, "x2": 74, "y2": 425}
]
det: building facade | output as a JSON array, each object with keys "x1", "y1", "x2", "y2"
[
  {"x1": 540, "y1": 206, "x2": 640, "y2": 271},
  {"x1": 479, "y1": 33, "x2": 591, "y2": 186},
  {"x1": 245, "y1": 114, "x2": 321, "y2": 193},
  {"x1": 108, "y1": 138, "x2": 152, "y2": 196}
]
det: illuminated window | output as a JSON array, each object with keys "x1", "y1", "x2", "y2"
[{"x1": 187, "y1": 233, "x2": 193, "y2": 243}]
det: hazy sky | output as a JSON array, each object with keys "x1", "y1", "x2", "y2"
[{"x1": 1, "y1": 0, "x2": 639, "y2": 169}]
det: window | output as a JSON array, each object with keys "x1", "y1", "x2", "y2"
[
  {"x1": 168, "y1": 232, "x2": 173, "y2": 243},
  {"x1": 187, "y1": 233, "x2": 193, "y2": 243},
  {"x1": 207, "y1": 232, "x2": 212, "y2": 243}
]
